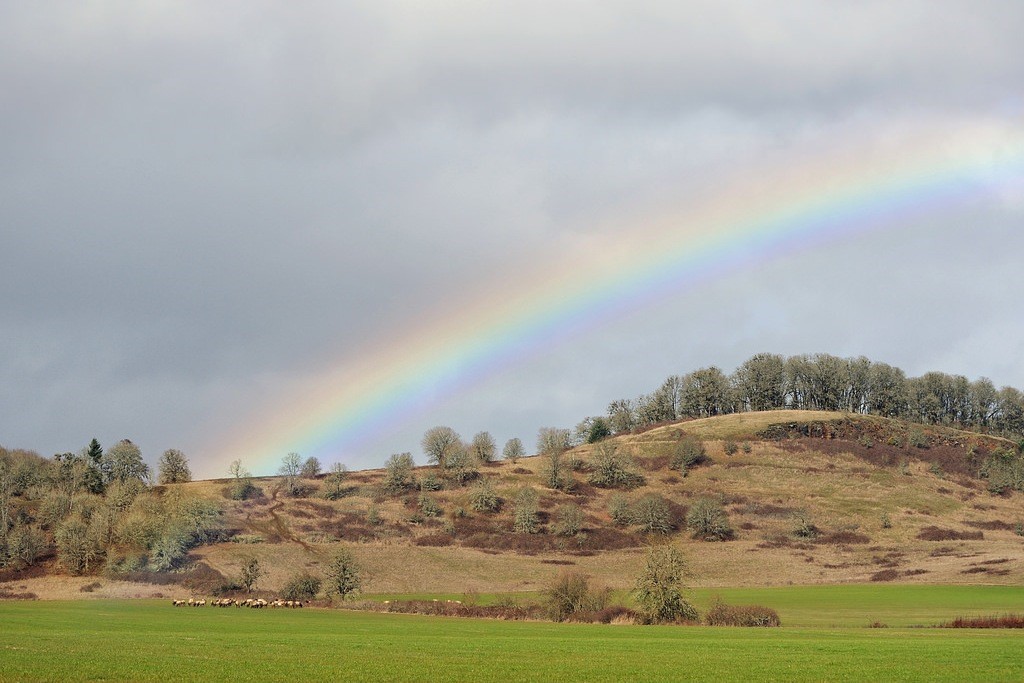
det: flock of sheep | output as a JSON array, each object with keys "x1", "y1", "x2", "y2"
[{"x1": 172, "y1": 598, "x2": 305, "y2": 608}]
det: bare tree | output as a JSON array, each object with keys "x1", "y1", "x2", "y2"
[
  {"x1": 239, "y1": 556, "x2": 264, "y2": 593},
  {"x1": 102, "y1": 440, "x2": 149, "y2": 485},
  {"x1": 301, "y1": 456, "x2": 322, "y2": 478},
  {"x1": 470, "y1": 431, "x2": 497, "y2": 463},
  {"x1": 421, "y1": 426, "x2": 463, "y2": 469},
  {"x1": 502, "y1": 438, "x2": 525, "y2": 463},
  {"x1": 325, "y1": 548, "x2": 362, "y2": 600},
  {"x1": 633, "y1": 545, "x2": 697, "y2": 624},
  {"x1": 382, "y1": 453, "x2": 416, "y2": 493},
  {"x1": 157, "y1": 449, "x2": 192, "y2": 484},
  {"x1": 279, "y1": 452, "x2": 303, "y2": 495}
]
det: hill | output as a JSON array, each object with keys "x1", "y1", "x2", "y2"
[{"x1": 3, "y1": 411, "x2": 1022, "y2": 599}]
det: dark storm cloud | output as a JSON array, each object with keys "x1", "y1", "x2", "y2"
[{"x1": 1, "y1": 2, "x2": 1022, "y2": 474}]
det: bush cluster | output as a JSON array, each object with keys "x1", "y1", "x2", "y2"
[
  {"x1": 588, "y1": 445, "x2": 645, "y2": 489},
  {"x1": 543, "y1": 572, "x2": 612, "y2": 622},
  {"x1": 686, "y1": 498, "x2": 733, "y2": 541},
  {"x1": 703, "y1": 599, "x2": 781, "y2": 627},
  {"x1": 281, "y1": 572, "x2": 322, "y2": 601},
  {"x1": 671, "y1": 437, "x2": 707, "y2": 476}
]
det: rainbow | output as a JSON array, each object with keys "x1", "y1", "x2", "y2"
[{"x1": 204, "y1": 121, "x2": 1024, "y2": 477}]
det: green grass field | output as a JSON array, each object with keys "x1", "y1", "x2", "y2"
[
  {"x1": 1, "y1": 586, "x2": 1023, "y2": 682},
  {"x1": 364, "y1": 584, "x2": 1024, "y2": 628}
]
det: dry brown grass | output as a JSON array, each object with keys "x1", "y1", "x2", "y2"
[{"x1": 15, "y1": 412, "x2": 1024, "y2": 599}]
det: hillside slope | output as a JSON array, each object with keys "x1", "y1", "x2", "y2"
[{"x1": 6, "y1": 411, "x2": 1022, "y2": 598}]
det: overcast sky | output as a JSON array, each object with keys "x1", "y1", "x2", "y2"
[{"x1": 2, "y1": 2, "x2": 1023, "y2": 478}]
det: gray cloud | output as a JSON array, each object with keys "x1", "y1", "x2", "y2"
[{"x1": 1, "y1": 2, "x2": 1022, "y2": 476}]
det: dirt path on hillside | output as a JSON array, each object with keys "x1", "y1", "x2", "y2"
[
  {"x1": 243, "y1": 489, "x2": 316, "y2": 553},
  {"x1": 266, "y1": 489, "x2": 315, "y2": 552}
]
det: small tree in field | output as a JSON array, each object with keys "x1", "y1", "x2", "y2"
[
  {"x1": 588, "y1": 442, "x2": 645, "y2": 489},
  {"x1": 103, "y1": 439, "x2": 149, "y2": 485},
  {"x1": 301, "y1": 456, "x2": 322, "y2": 478},
  {"x1": 469, "y1": 478, "x2": 500, "y2": 513},
  {"x1": 555, "y1": 503, "x2": 584, "y2": 537},
  {"x1": 279, "y1": 453, "x2": 303, "y2": 495},
  {"x1": 321, "y1": 463, "x2": 350, "y2": 500},
  {"x1": 686, "y1": 497, "x2": 733, "y2": 541},
  {"x1": 631, "y1": 494, "x2": 673, "y2": 534},
  {"x1": 671, "y1": 437, "x2": 707, "y2": 476},
  {"x1": 282, "y1": 572, "x2": 322, "y2": 601},
  {"x1": 325, "y1": 548, "x2": 362, "y2": 601},
  {"x1": 587, "y1": 417, "x2": 612, "y2": 443},
  {"x1": 228, "y1": 460, "x2": 257, "y2": 501},
  {"x1": 239, "y1": 556, "x2": 264, "y2": 593},
  {"x1": 633, "y1": 545, "x2": 697, "y2": 624},
  {"x1": 382, "y1": 453, "x2": 416, "y2": 494},
  {"x1": 422, "y1": 426, "x2": 463, "y2": 469},
  {"x1": 513, "y1": 487, "x2": 539, "y2": 534},
  {"x1": 442, "y1": 446, "x2": 479, "y2": 485},
  {"x1": 157, "y1": 449, "x2": 192, "y2": 484},
  {"x1": 502, "y1": 438, "x2": 525, "y2": 464},
  {"x1": 471, "y1": 431, "x2": 497, "y2": 463}
]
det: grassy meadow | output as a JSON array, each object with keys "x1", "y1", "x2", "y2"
[{"x1": 2, "y1": 587, "x2": 1024, "y2": 682}]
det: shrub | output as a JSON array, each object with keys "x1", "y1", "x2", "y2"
[
  {"x1": 792, "y1": 510, "x2": 819, "y2": 539},
  {"x1": 608, "y1": 494, "x2": 631, "y2": 526},
  {"x1": 588, "y1": 444, "x2": 645, "y2": 489},
  {"x1": 419, "y1": 474, "x2": 443, "y2": 492},
  {"x1": 686, "y1": 498, "x2": 733, "y2": 541},
  {"x1": 366, "y1": 506, "x2": 382, "y2": 526},
  {"x1": 149, "y1": 528, "x2": 189, "y2": 571},
  {"x1": 542, "y1": 450, "x2": 572, "y2": 492},
  {"x1": 857, "y1": 434, "x2": 875, "y2": 449},
  {"x1": 941, "y1": 614, "x2": 1024, "y2": 629},
  {"x1": 382, "y1": 453, "x2": 417, "y2": 494},
  {"x1": 502, "y1": 438, "x2": 525, "y2": 464},
  {"x1": 980, "y1": 449, "x2": 1024, "y2": 494},
  {"x1": 554, "y1": 504, "x2": 584, "y2": 537},
  {"x1": 741, "y1": 442, "x2": 752, "y2": 454},
  {"x1": 671, "y1": 437, "x2": 707, "y2": 476},
  {"x1": 567, "y1": 452, "x2": 587, "y2": 472},
  {"x1": 238, "y1": 556, "x2": 264, "y2": 593},
  {"x1": 4, "y1": 523, "x2": 45, "y2": 568},
  {"x1": 300, "y1": 456, "x2": 322, "y2": 479},
  {"x1": 443, "y1": 447, "x2": 480, "y2": 486},
  {"x1": 723, "y1": 440, "x2": 739, "y2": 456},
  {"x1": 230, "y1": 479, "x2": 258, "y2": 501},
  {"x1": 281, "y1": 572, "x2": 322, "y2": 601},
  {"x1": 55, "y1": 518, "x2": 102, "y2": 575},
  {"x1": 631, "y1": 495, "x2": 673, "y2": 534},
  {"x1": 470, "y1": 431, "x2": 497, "y2": 464},
  {"x1": 928, "y1": 462, "x2": 944, "y2": 479},
  {"x1": 325, "y1": 548, "x2": 361, "y2": 601},
  {"x1": 908, "y1": 427, "x2": 929, "y2": 449},
  {"x1": 543, "y1": 572, "x2": 610, "y2": 622},
  {"x1": 587, "y1": 418, "x2": 612, "y2": 443},
  {"x1": 881, "y1": 513, "x2": 892, "y2": 529},
  {"x1": 469, "y1": 479, "x2": 500, "y2": 513},
  {"x1": 513, "y1": 487, "x2": 539, "y2": 534},
  {"x1": 1015, "y1": 521, "x2": 1024, "y2": 537},
  {"x1": 633, "y1": 545, "x2": 697, "y2": 624},
  {"x1": 418, "y1": 493, "x2": 442, "y2": 518},
  {"x1": 321, "y1": 464, "x2": 351, "y2": 500},
  {"x1": 703, "y1": 599, "x2": 780, "y2": 627}
]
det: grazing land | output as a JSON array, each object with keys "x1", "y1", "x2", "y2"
[{"x1": 2, "y1": 596, "x2": 1024, "y2": 682}]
